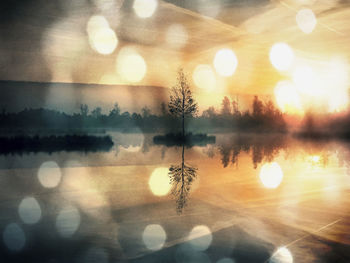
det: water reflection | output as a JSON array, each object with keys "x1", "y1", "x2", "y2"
[
  {"x1": 1, "y1": 133, "x2": 350, "y2": 262},
  {"x1": 169, "y1": 144, "x2": 198, "y2": 214},
  {"x1": 218, "y1": 134, "x2": 286, "y2": 168}
]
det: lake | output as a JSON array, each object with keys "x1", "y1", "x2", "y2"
[{"x1": 0, "y1": 132, "x2": 350, "y2": 262}]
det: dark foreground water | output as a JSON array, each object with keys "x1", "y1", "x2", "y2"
[{"x1": 0, "y1": 132, "x2": 350, "y2": 263}]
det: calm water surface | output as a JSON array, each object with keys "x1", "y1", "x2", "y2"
[{"x1": 0, "y1": 133, "x2": 350, "y2": 262}]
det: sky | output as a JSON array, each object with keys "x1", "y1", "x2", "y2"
[{"x1": 0, "y1": 0, "x2": 350, "y2": 113}]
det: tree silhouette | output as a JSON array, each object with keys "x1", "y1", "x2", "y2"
[
  {"x1": 232, "y1": 99, "x2": 241, "y2": 117},
  {"x1": 109, "y1": 103, "x2": 120, "y2": 117},
  {"x1": 80, "y1": 104, "x2": 89, "y2": 117},
  {"x1": 202, "y1": 106, "x2": 216, "y2": 118},
  {"x1": 221, "y1": 96, "x2": 231, "y2": 116},
  {"x1": 168, "y1": 69, "x2": 198, "y2": 137},
  {"x1": 168, "y1": 144, "x2": 197, "y2": 214},
  {"x1": 252, "y1": 96, "x2": 263, "y2": 118},
  {"x1": 91, "y1": 107, "x2": 102, "y2": 118},
  {"x1": 160, "y1": 102, "x2": 167, "y2": 116},
  {"x1": 141, "y1": 106, "x2": 151, "y2": 118}
]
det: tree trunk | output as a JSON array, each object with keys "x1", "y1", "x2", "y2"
[
  {"x1": 182, "y1": 89, "x2": 185, "y2": 138},
  {"x1": 182, "y1": 113, "x2": 185, "y2": 138},
  {"x1": 181, "y1": 144, "x2": 185, "y2": 189}
]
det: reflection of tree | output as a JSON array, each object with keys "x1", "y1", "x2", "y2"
[
  {"x1": 218, "y1": 135, "x2": 286, "y2": 169},
  {"x1": 168, "y1": 145, "x2": 197, "y2": 214}
]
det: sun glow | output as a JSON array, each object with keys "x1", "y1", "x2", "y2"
[
  {"x1": 292, "y1": 65, "x2": 317, "y2": 96},
  {"x1": 273, "y1": 55, "x2": 349, "y2": 115},
  {"x1": 289, "y1": 58, "x2": 349, "y2": 113},
  {"x1": 274, "y1": 81, "x2": 302, "y2": 114}
]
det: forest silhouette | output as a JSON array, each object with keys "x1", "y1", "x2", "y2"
[{"x1": 0, "y1": 95, "x2": 287, "y2": 134}]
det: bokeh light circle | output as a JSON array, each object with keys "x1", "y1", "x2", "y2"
[
  {"x1": 269, "y1": 43, "x2": 294, "y2": 71},
  {"x1": 187, "y1": 225, "x2": 213, "y2": 251},
  {"x1": 133, "y1": 0, "x2": 158, "y2": 18},
  {"x1": 56, "y1": 205, "x2": 81, "y2": 238},
  {"x1": 38, "y1": 161, "x2": 62, "y2": 188},
  {"x1": 142, "y1": 224, "x2": 167, "y2": 250},
  {"x1": 18, "y1": 197, "x2": 42, "y2": 224},
  {"x1": 116, "y1": 47, "x2": 147, "y2": 83},
  {"x1": 89, "y1": 27, "x2": 118, "y2": 55},
  {"x1": 213, "y1": 48, "x2": 238, "y2": 77},
  {"x1": 259, "y1": 162, "x2": 284, "y2": 189},
  {"x1": 87, "y1": 15, "x2": 109, "y2": 35},
  {"x1": 148, "y1": 167, "x2": 171, "y2": 196},
  {"x1": 296, "y1": 8, "x2": 317, "y2": 34}
]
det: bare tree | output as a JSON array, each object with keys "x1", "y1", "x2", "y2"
[{"x1": 168, "y1": 69, "x2": 198, "y2": 137}]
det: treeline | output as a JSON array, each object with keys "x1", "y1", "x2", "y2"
[
  {"x1": 195, "y1": 96, "x2": 286, "y2": 133},
  {"x1": 0, "y1": 96, "x2": 286, "y2": 133}
]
